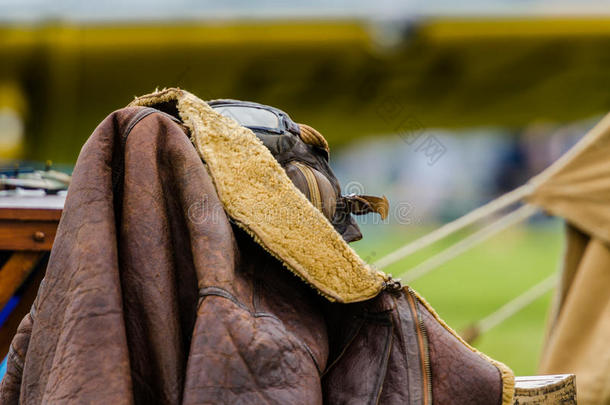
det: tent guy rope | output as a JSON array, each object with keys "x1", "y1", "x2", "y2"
[
  {"x1": 401, "y1": 204, "x2": 539, "y2": 283},
  {"x1": 373, "y1": 184, "x2": 535, "y2": 270}
]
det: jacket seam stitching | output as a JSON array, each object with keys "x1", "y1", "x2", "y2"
[{"x1": 199, "y1": 286, "x2": 323, "y2": 375}]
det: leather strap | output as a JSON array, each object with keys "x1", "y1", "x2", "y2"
[
  {"x1": 292, "y1": 161, "x2": 323, "y2": 212},
  {"x1": 344, "y1": 194, "x2": 389, "y2": 220}
]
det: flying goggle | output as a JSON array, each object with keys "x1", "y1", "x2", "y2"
[{"x1": 209, "y1": 99, "x2": 301, "y2": 137}]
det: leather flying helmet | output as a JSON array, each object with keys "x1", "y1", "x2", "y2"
[{"x1": 208, "y1": 99, "x2": 389, "y2": 242}]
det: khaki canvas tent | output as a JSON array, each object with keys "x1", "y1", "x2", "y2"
[
  {"x1": 375, "y1": 113, "x2": 610, "y2": 405},
  {"x1": 529, "y1": 114, "x2": 610, "y2": 405}
]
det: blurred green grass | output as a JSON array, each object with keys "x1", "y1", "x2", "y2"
[{"x1": 352, "y1": 219, "x2": 564, "y2": 376}]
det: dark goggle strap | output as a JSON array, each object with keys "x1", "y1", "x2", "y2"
[{"x1": 341, "y1": 194, "x2": 389, "y2": 219}]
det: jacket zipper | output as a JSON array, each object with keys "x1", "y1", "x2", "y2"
[{"x1": 406, "y1": 287, "x2": 433, "y2": 405}]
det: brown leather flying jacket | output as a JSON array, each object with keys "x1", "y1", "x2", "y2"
[{"x1": 0, "y1": 90, "x2": 514, "y2": 404}]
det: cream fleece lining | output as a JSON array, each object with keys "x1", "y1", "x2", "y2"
[{"x1": 130, "y1": 88, "x2": 387, "y2": 303}]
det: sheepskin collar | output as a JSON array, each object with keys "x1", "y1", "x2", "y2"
[{"x1": 129, "y1": 88, "x2": 389, "y2": 303}]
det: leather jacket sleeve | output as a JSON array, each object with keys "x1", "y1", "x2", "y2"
[{"x1": 1, "y1": 312, "x2": 33, "y2": 404}]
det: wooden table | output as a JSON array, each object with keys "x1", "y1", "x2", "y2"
[{"x1": 0, "y1": 193, "x2": 64, "y2": 358}]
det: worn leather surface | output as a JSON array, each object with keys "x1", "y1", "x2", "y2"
[
  {"x1": 1, "y1": 313, "x2": 33, "y2": 403},
  {"x1": 0, "y1": 107, "x2": 327, "y2": 404},
  {"x1": 323, "y1": 293, "x2": 395, "y2": 404},
  {"x1": 323, "y1": 289, "x2": 505, "y2": 405},
  {"x1": 0, "y1": 106, "x2": 507, "y2": 405},
  {"x1": 420, "y1": 299, "x2": 503, "y2": 405},
  {"x1": 323, "y1": 291, "x2": 431, "y2": 405}
]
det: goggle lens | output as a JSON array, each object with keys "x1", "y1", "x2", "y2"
[{"x1": 212, "y1": 105, "x2": 280, "y2": 132}]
